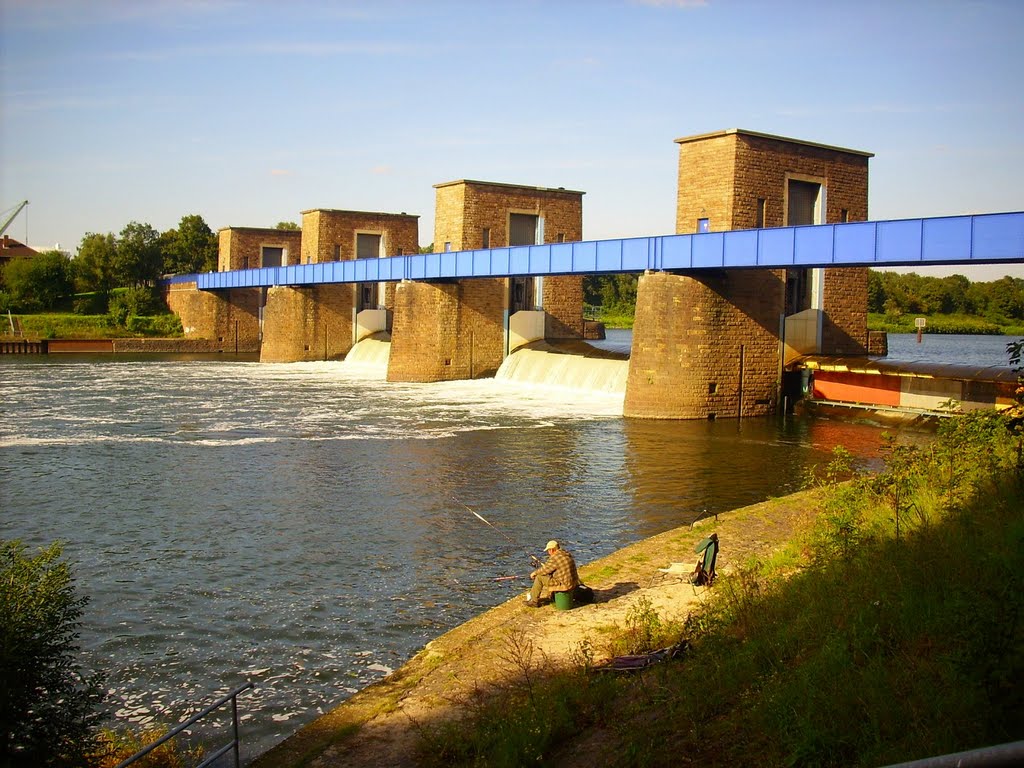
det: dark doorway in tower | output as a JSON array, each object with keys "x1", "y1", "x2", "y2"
[
  {"x1": 356, "y1": 233, "x2": 381, "y2": 310},
  {"x1": 785, "y1": 179, "x2": 821, "y2": 315},
  {"x1": 509, "y1": 213, "x2": 538, "y2": 313}
]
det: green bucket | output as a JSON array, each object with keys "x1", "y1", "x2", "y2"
[{"x1": 553, "y1": 591, "x2": 574, "y2": 611}]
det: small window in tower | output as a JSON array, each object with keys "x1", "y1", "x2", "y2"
[
  {"x1": 840, "y1": 208, "x2": 849, "y2": 223},
  {"x1": 557, "y1": 233, "x2": 566, "y2": 242},
  {"x1": 444, "y1": 242, "x2": 452, "y2": 252},
  {"x1": 697, "y1": 218, "x2": 710, "y2": 233},
  {"x1": 397, "y1": 247, "x2": 404, "y2": 256},
  {"x1": 482, "y1": 228, "x2": 490, "y2": 248},
  {"x1": 333, "y1": 244, "x2": 341, "y2": 261},
  {"x1": 756, "y1": 198, "x2": 766, "y2": 228}
]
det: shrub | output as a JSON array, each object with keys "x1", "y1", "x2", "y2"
[
  {"x1": 74, "y1": 293, "x2": 109, "y2": 315},
  {"x1": 108, "y1": 287, "x2": 161, "y2": 327},
  {"x1": 0, "y1": 540, "x2": 106, "y2": 767}
]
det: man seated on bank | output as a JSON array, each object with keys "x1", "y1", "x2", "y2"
[{"x1": 526, "y1": 540, "x2": 580, "y2": 607}]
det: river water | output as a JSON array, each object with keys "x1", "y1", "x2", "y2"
[{"x1": 0, "y1": 331, "x2": 1017, "y2": 760}]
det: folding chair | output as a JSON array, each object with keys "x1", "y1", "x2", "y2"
[
  {"x1": 650, "y1": 533, "x2": 719, "y2": 589},
  {"x1": 690, "y1": 533, "x2": 719, "y2": 588}
]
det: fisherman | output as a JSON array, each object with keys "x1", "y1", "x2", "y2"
[{"x1": 526, "y1": 540, "x2": 580, "y2": 607}]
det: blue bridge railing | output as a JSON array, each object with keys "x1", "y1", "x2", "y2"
[{"x1": 163, "y1": 211, "x2": 1024, "y2": 291}]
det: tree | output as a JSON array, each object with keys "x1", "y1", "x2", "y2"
[
  {"x1": 275, "y1": 221, "x2": 300, "y2": 231},
  {"x1": 74, "y1": 232, "x2": 118, "y2": 296},
  {"x1": 162, "y1": 214, "x2": 217, "y2": 274},
  {"x1": 1, "y1": 250, "x2": 74, "y2": 311},
  {"x1": 114, "y1": 221, "x2": 162, "y2": 286},
  {"x1": 0, "y1": 540, "x2": 105, "y2": 767}
]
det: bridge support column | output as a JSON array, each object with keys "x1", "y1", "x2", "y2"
[
  {"x1": 624, "y1": 270, "x2": 785, "y2": 420},
  {"x1": 543, "y1": 275, "x2": 585, "y2": 340},
  {"x1": 387, "y1": 279, "x2": 505, "y2": 382},
  {"x1": 260, "y1": 285, "x2": 355, "y2": 363},
  {"x1": 164, "y1": 282, "x2": 261, "y2": 353}
]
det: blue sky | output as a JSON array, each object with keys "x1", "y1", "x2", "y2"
[{"x1": 1, "y1": 0, "x2": 1022, "y2": 279}]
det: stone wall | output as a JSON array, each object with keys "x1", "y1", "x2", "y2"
[
  {"x1": 433, "y1": 180, "x2": 583, "y2": 251},
  {"x1": 300, "y1": 209, "x2": 419, "y2": 264},
  {"x1": 822, "y1": 267, "x2": 869, "y2": 354},
  {"x1": 544, "y1": 275, "x2": 585, "y2": 339},
  {"x1": 624, "y1": 270, "x2": 784, "y2": 419},
  {"x1": 163, "y1": 281, "x2": 261, "y2": 352},
  {"x1": 260, "y1": 284, "x2": 356, "y2": 363},
  {"x1": 387, "y1": 278, "x2": 506, "y2": 382},
  {"x1": 675, "y1": 129, "x2": 870, "y2": 233},
  {"x1": 218, "y1": 228, "x2": 302, "y2": 272}
]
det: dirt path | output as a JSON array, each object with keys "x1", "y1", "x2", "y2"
[{"x1": 251, "y1": 490, "x2": 823, "y2": 768}]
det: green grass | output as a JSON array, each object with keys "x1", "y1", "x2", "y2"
[
  {"x1": 868, "y1": 312, "x2": 1024, "y2": 336},
  {"x1": 6, "y1": 312, "x2": 182, "y2": 339},
  {"x1": 416, "y1": 411, "x2": 1024, "y2": 767}
]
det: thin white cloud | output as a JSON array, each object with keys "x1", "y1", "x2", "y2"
[
  {"x1": 103, "y1": 39, "x2": 416, "y2": 62},
  {"x1": 371, "y1": 166, "x2": 394, "y2": 176},
  {"x1": 270, "y1": 169, "x2": 293, "y2": 177},
  {"x1": 632, "y1": 0, "x2": 708, "y2": 7},
  {"x1": 3, "y1": 90, "x2": 116, "y2": 114}
]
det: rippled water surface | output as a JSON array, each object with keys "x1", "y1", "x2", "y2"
[{"x1": 0, "y1": 350, "x2": 951, "y2": 759}]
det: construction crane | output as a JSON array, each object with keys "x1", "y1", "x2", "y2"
[{"x1": 0, "y1": 200, "x2": 29, "y2": 238}]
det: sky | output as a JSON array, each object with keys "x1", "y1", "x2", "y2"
[{"x1": 1, "y1": 0, "x2": 1022, "y2": 280}]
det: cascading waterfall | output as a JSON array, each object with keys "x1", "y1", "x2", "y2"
[
  {"x1": 342, "y1": 335, "x2": 391, "y2": 375},
  {"x1": 343, "y1": 335, "x2": 628, "y2": 396},
  {"x1": 496, "y1": 347, "x2": 628, "y2": 395}
]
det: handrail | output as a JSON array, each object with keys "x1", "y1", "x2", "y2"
[{"x1": 113, "y1": 681, "x2": 254, "y2": 768}]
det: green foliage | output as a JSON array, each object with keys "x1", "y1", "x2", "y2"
[
  {"x1": 274, "y1": 221, "x2": 300, "y2": 231},
  {"x1": 74, "y1": 232, "x2": 119, "y2": 296},
  {"x1": 607, "y1": 596, "x2": 683, "y2": 656},
  {"x1": 868, "y1": 269, "x2": 1024, "y2": 325},
  {"x1": 0, "y1": 540, "x2": 106, "y2": 767},
  {"x1": 583, "y1": 274, "x2": 638, "y2": 319},
  {"x1": 867, "y1": 312, "x2": 1005, "y2": 335},
  {"x1": 73, "y1": 292, "x2": 109, "y2": 315},
  {"x1": 115, "y1": 222, "x2": 162, "y2": 287},
  {"x1": 419, "y1": 629, "x2": 618, "y2": 768},
  {"x1": 108, "y1": 286, "x2": 162, "y2": 327},
  {"x1": 161, "y1": 214, "x2": 217, "y2": 275},
  {"x1": 2, "y1": 250, "x2": 75, "y2": 311},
  {"x1": 125, "y1": 314, "x2": 182, "y2": 336},
  {"x1": 95, "y1": 727, "x2": 203, "y2": 768}
]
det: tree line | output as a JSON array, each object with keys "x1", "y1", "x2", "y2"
[
  {"x1": 0, "y1": 217, "x2": 302, "y2": 315},
  {"x1": 868, "y1": 270, "x2": 1024, "y2": 322}
]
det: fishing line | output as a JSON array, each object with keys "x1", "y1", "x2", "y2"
[{"x1": 454, "y1": 497, "x2": 542, "y2": 567}]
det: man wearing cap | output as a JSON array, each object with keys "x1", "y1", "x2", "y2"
[{"x1": 526, "y1": 540, "x2": 579, "y2": 607}]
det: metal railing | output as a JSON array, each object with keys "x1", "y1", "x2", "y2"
[{"x1": 114, "y1": 681, "x2": 254, "y2": 768}]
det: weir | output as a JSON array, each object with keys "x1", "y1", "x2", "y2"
[
  {"x1": 161, "y1": 129, "x2": 1024, "y2": 420},
  {"x1": 495, "y1": 345, "x2": 629, "y2": 396}
]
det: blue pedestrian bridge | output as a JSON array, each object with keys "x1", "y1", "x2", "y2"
[{"x1": 174, "y1": 211, "x2": 1024, "y2": 290}]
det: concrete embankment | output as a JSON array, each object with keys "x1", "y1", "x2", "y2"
[{"x1": 252, "y1": 488, "x2": 824, "y2": 768}]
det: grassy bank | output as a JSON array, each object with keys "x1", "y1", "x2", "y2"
[
  {"x1": 867, "y1": 312, "x2": 1024, "y2": 336},
  {"x1": 4, "y1": 312, "x2": 182, "y2": 339},
  {"x1": 417, "y1": 412, "x2": 1024, "y2": 767}
]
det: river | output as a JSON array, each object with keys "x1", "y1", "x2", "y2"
[{"x1": 0, "y1": 331, "x2": 1017, "y2": 760}]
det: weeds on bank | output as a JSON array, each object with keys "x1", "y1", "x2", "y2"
[
  {"x1": 417, "y1": 411, "x2": 1024, "y2": 767},
  {"x1": 93, "y1": 727, "x2": 203, "y2": 768}
]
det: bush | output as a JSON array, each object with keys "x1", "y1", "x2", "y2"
[
  {"x1": 0, "y1": 540, "x2": 106, "y2": 767},
  {"x1": 74, "y1": 293, "x2": 109, "y2": 315},
  {"x1": 125, "y1": 314, "x2": 183, "y2": 337},
  {"x1": 108, "y1": 287, "x2": 161, "y2": 327}
]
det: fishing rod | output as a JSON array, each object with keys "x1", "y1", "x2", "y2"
[{"x1": 454, "y1": 498, "x2": 542, "y2": 567}]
